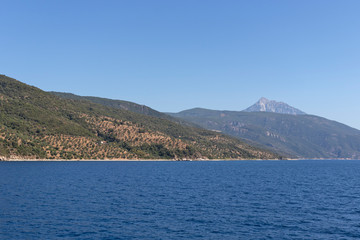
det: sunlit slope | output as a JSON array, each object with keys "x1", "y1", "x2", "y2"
[{"x1": 0, "y1": 75, "x2": 279, "y2": 160}]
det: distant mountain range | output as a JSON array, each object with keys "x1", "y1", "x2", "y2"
[
  {"x1": 168, "y1": 101, "x2": 360, "y2": 159},
  {"x1": 0, "y1": 75, "x2": 279, "y2": 160},
  {"x1": 56, "y1": 93, "x2": 360, "y2": 159},
  {"x1": 2, "y1": 74, "x2": 359, "y2": 160},
  {"x1": 244, "y1": 97, "x2": 306, "y2": 115}
]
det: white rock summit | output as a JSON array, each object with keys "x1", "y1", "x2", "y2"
[{"x1": 244, "y1": 97, "x2": 306, "y2": 115}]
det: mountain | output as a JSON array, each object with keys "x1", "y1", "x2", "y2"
[
  {"x1": 168, "y1": 108, "x2": 360, "y2": 159},
  {"x1": 0, "y1": 75, "x2": 280, "y2": 160},
  {"x1": 50, "y1": 92, "x2": 170, "y2": 119},
  {"x1": 244, "y1": 97, "x2": 306, "y2": 115},
  {"x1": 50, "y1": 92, "x2": 193, "y2": 127}
]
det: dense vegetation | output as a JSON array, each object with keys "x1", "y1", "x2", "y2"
[
  {"x1": 50, "y1": 92, "x2": 171, "y2": 119},
  {"x1": 50, "y1": 92, "x2": 195, "y2": 127},
  {"x1": 169, "y1": 108, "x2": 360, "y2": 159},
  {"x1": 0, "y1": 75, "x2": 280, "y2": 160}
]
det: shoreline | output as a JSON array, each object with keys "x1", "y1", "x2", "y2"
[{"x1": 1, "y1": 158, "x2": 359, "y2": 162}]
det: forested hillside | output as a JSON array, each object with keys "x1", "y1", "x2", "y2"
[{"x1": 0, "y1": 75, "x2": 279, "y2": 160}]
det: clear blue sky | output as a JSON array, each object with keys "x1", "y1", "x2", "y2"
[{"x1": 1, "y1": 0, "x2": 360, "y2": 129}]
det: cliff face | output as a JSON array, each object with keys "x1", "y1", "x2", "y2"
[{"x1": 0, "y1": 75, "x2": 280, "y2": 160}]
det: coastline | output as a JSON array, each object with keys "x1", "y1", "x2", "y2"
[
  {"x1": 0, "y1": 157, "x2": 278, "y2": 161},
  {"x1": 1, "y1": 157, "x2": 359, "y2": 162},
  {"x1": 0, "y1": 158, "x2": 178, "y2": 162}
]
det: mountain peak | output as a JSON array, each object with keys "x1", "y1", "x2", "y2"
[
  {"x1": 259, "y1": 97, "x2": 269, "y2": 103},
  {"x1": 244, "y1": 98, "x2": 306, "y2": 115}
]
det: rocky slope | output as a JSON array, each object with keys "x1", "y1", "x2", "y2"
[{"x1": 244, "y1": 97, "x2": 306, "y2": 115}]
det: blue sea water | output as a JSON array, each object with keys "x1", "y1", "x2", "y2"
[{"x1": 1, "y1": 160, "x2": 360, "y2": 239}]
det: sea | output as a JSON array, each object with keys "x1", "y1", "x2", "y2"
[{"x1": 1, "y1": 160, "x2": 360, "y2": 239}]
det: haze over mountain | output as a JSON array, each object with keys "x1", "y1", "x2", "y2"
[
  {"x1": 244, "y1": 97, "x2": 306, "y2": 115},
  {"x1": 169, "y1": 100, "x2": 360, "y2": 159},
  {"x1": 0, "y1": 75, "x2": 279, "y2": 160}
]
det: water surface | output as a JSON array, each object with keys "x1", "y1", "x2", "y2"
[{"x1": 1, "y1": 160, "x2": 360, "y2": 239}]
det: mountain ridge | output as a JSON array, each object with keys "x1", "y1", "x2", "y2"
[{"x1": 50, "y1": 92, "x2": 195, "y2": 127}]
